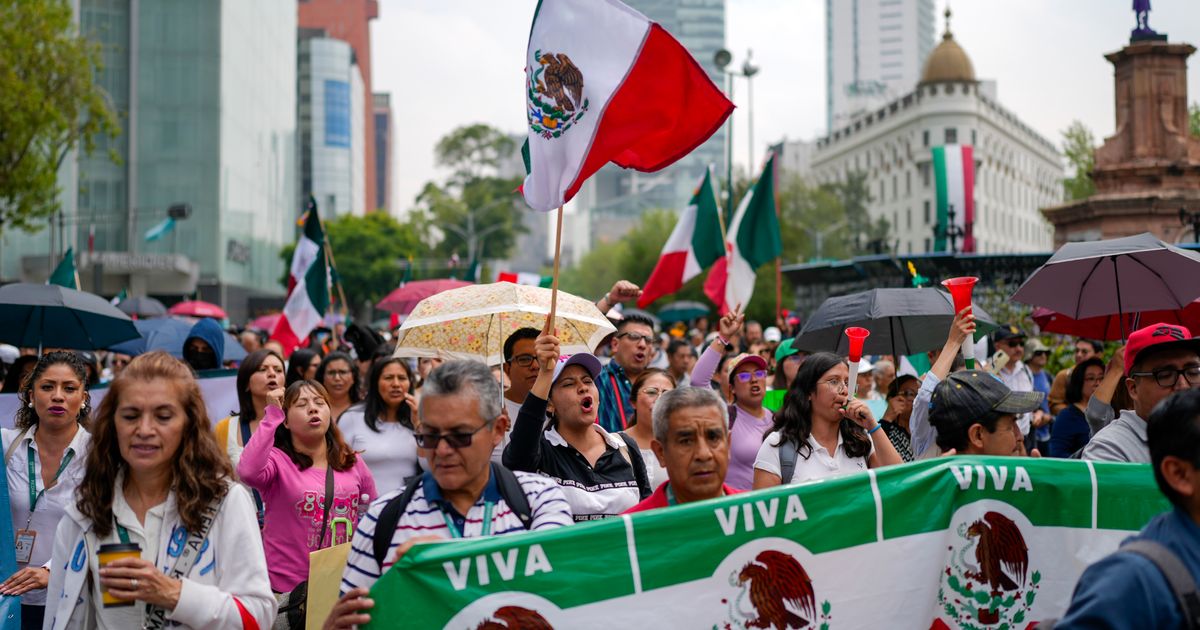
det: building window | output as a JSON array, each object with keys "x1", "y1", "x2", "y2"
[
  {"x1": 923, "y1": 130, "x2": 930, "y2": 147},
  {"x1": 323, "y1": 80, "x2": 351, "y2": 148},
  {"x1": 945, "y1": 127, "x2": 958, "y2": 144},
  {"x1": 880, "y1": 180, "x2": 885, "y2": 201},
  {"x1": 906, "y1": 171, "x2": 912, "y2": 195},
  {"x1": 906, "y1": 208, "x2": 912, "y2": 230},
  {"x1": 892, "y1": 175, "x2": 897, "y2": 199},
  {"x1": 971, "y1": 129, "x2": 977, "y2": 145},
  {"x1": 922, "y1": 164, "x2": 930, "y2": 188},
  {"x1": 924, "y1": 238, "x2": 931, "y2": 253},
  {"x1": 923, "y1": 200, "x2": 931, "y2": 224}
]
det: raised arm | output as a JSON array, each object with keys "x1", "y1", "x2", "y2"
[
  {"x1": 690, "y1": 307, "x2": 743, "y2": 388},
  {"x1": 503, "y1": 333, "x2": 559, "y2": 473},
  {"x1": 910, "y1": 307, "x2": 975, "y2": 457},
  {"x1": 236, "y1": 390, "x2": 285, "y2": 489},
  {"x1": 1086, "y1": 346, "x2": 1123, "y2": 434}
]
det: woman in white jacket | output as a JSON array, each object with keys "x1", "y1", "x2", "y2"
[{"x1": 44, "y1": 351, "x2": 275, "y2": 630}]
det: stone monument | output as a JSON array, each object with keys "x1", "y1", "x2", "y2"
[{"x1": 1042, "y1": 4, "x2": 1200, "y2": 245}]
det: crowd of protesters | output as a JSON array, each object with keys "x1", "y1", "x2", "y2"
[{"x1": 0, "y1": 276, "x2": 1197, "y2": 629}]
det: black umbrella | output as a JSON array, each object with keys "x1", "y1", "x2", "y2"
[
  {"x1": 117, "y1": 295, "x2": 167, "y2": 318},
  {"x1": 1010, "y1": 232, "x2": 1200, "y2": 339},
  {"x1": 0, "y1": 283, "x2": 140, "y2": 350},
  {"x1": 794, "y1": 287, "x2": 999, "y2": 357}
]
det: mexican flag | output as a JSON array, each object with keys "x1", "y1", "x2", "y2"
[
  {"x1": 496, "y1": 271, "x2": 553, "y2": 288},
  {"x1": 637, "y1": 168, "x2": 724, "y2": 308},
  {"x1": 520, "y1": 0, "x2": 734, "y2": 212},
  {"x1": 704, "y1": 154, "x2": 782, "y2": 314},
  {"x1": 271, "y1": 202, "x2": 330, "y2": 355},
  {"x1": 932, "y1": 144, "x2": 975, "y2": 252},
  {"x1": 47, "y1": 247, "x2": 79, "y2": 290}
]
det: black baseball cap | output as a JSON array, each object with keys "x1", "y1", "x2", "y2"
[
  {"x1": 929, "y1": 370, "x2": 1043, "y2": 427},
  {"x1": 992, "y1": 325, "x2": 1027, "y2": 344}
]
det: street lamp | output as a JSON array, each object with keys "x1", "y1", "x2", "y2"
[
  {"x1": 1180, "y1": 207, "x2": 1200, "y2": 243},
  {"x1": 438, "y1": 197, "x2": 516, "y2": 268},
  {"x1": 713, "y1": 48, "x2": 761, "y2": 217},
  {"x1": 805, "y1": 219, "x2": 847, "y2": 260},
  {"x1": 932, "y1": 205, "x2": 969, "y2": 254}
]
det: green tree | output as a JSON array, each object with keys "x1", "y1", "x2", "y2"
[
  {"x1": 1061, "y1": 121, "x2": 1096, "y2": 200},
  {"x1": 0, "y1": 0, "x2": 118, "y2": 234},
  {"x1": 409, "y1": 124, "x2": 524, "y2": 261},
  {"x1": 280, "y1": 212, "x2": 426, "y2": 318},
  {"x1": 1190, "y1": 102, "x2": 1199, "y2": 137}
]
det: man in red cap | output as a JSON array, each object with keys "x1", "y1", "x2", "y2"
[{"x1": 1082, "y1": 323, "x2": 1200, "y2": 463}]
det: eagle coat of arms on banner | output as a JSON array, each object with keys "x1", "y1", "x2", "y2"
[
  {"x1": 527, "y1": 50, "x2": 589, "y2": 139},
  {"x1": 934, "y1": 511, "x2": 1041, "y2": 630},
  {"x1": 722, "y1": 549, "x2": 833, "y2": 630}
]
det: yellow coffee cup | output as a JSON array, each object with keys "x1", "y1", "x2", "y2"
[{"x1": 97, "y1": 542, "x2": 141, "y2": 607}]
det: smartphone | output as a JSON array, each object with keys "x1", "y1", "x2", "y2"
[{"x1": 988, "y1": 350, "x2": 1009, "y2": 374}]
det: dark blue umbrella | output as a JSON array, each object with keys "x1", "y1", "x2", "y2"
[
  {"x1": 0, "y1": 283, "x2": 139, "y2": 350},
  {"x1": 109, "y1": 317, "x2": 248, "y2": 362}
]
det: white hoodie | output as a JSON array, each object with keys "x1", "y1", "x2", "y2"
[{"x1": 43, "y1": 480, "x2": 276, "y2": 630}]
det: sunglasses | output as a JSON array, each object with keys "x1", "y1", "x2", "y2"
[
  {"x1": 735, "y1": 370, "x2": 768, "y2": 383},
  {"x1": 413, "y1": 423, "x2": 491, "y2": 449}
]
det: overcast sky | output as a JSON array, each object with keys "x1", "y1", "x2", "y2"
[{"x1": 372, "y1": 0, "x2": 1200, "y2": 217}]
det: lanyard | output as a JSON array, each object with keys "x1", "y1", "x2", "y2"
[
  {"x1": 116, "y1": 522, "x2": 130, "y2": 544},
  {"x1": 665, "y1": 484, "x2": 678, "y2": 506},
  {"x1": 441, "y1": 501, "x2": 493, "y2": 539},
  {"x1": 26, "y1": 444, "x2": 74, "y2": 525}
]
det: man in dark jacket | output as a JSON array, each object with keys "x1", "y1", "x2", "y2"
[{"x1": 183, "y1": 318, "x2": 225, "y2": 371}]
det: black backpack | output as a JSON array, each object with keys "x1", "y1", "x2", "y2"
[{"x1": 372, "y1": 463, "x2": 533, "y2": 567}]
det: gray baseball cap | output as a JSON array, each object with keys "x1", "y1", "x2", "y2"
[{"x1": 929, "y1": 370, "x2": 1043, "y2": 427}]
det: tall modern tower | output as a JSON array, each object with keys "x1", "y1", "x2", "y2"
[{"x1": 826, "y1": 0, "x2": 936, "y2": 132}]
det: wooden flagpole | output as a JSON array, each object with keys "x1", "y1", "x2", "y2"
[
  {"x1": 772, "y1": 150, "x2": 783, "y2": 325},
  {"x1": 545, "y1": 206, "x2": 564, "y2": 369}
]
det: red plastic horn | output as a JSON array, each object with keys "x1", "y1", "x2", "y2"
[
  {"x1": 942, "y1": 277, "x2": 978, "y2": 315},
  {"x1": 845, "y1": 326, "x2": 870, "y2": 362}
]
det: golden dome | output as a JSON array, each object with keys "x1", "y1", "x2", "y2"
[{"x1": 919, "y1": 8, "x2": 975, "y2": 85}]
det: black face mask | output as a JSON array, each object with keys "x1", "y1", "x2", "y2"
[{"x1": 185, "y1": 347, "x2": 218, "y2": 371}]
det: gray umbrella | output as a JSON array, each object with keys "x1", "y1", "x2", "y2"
[
  {"x1": 794, "y1": 287, "x2": 998, "y2": 357},
  {"x1": 0, "y1": 283, "x2": 140, "y2": 350},
  {"x1": 1010, "y1": 232, "x2": 1200, "y2": 338},
  {"x1": 117, "y1": 296, "x2": 167, "y2": 318}
]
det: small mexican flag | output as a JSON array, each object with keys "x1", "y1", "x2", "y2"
[
  {"x1": 47, "y1": 247, "x2": 79, "y2": 290},
  {"x1": 704, "y1": 153, "x2": 782, "y2": 314},
  {"x1": 932, "y1": 144, "x2": 975, "y2": 253},
  {"x1": 637, "y1": 167, "x2": 724, "y2": 308},
  {"x1": 496, "y1": 271, "x2": 553, "y2": 288},
  {"x1": 520, "y1": 0, "x2": 734, "y2": 212},
  {"x1": 271, "y1": 200, "x2": 330, "y2": 355}
]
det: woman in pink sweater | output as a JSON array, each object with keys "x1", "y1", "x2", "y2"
[{"x1": 237, "y1": 380, "x2": 376, "y2": 594}]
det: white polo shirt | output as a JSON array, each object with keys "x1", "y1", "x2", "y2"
[{"x1": 754, "y1": 430, "x2": 872, "y2": 485}]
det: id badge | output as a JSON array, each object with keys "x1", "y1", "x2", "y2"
[{"x1": 14, "y1": 529, "x2": 35, "y2": 564}]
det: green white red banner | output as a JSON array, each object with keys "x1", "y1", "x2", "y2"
[{"x1": 364, "y1": 456, "x2": 1166, "y2": 629}]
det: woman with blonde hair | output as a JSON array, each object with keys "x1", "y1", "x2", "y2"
[{"x1": 45, "y1": 351, "x2": 275, "y2": 629}]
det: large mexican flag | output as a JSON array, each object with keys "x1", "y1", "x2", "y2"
[
  {"x1": 520, "y1": 0, "x2": 734, "y2": 212},
  {"x1": 637, "y1": 167, "x2": 724, "y2": 308},
  {"x1": 271, "y1": 202, "x2": 330, "y2": 355},
  {"x1": 704, "y1": 153, "x2": 782, "y2": 314},
  {"x1": 363, "y1": 457, "x2": 1166, "y2": 628},
  {"x1": 933, "y1": 144, "x2": 976, "y2": 253}
]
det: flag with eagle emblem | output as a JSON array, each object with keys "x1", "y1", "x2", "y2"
[{"x1": 520, "y1": 0, "x2": 734, "y2": 212}]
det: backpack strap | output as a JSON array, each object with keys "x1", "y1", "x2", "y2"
[
  {"x1": 1121, "y1": 540, "x2": 1200, "y2": 629},
  {"x1": 491, "y1": 463, "x2": 533, "y2": 530},
  {"x1": 4, "y1": 427, "x2": 30, "y2": 465},
  {"x1": 728, "y1": 404, "x2": 738, "y2": 431},
  {"x1": 779, "y1": 438, "x2": 800, "y2": 485},
  {"x1": 373, "y1": 474, "x2": 424, "y2": 567}
]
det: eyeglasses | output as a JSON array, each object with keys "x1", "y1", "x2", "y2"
[
  {"x1": 508, "y1": 354, "x2": 537, "y2": 367},
  {"x1": 735, "y1": 370, "x2": 768, "y2": 383},
  {"x1": 617, "y1": 332, "x2": 654, "y2": 344},
  {"x1": 413, "y1": 423, "x2": 491, "y2": 449},
  {"x1": 1130, "y1": 365, "x2": 1200, "y2": 388},
  {"x1": 325, "y1": 369, "x2": 352, "y2": 378},
  {"x1": 893, "y1": 390, "x2": 918, "y2": 399},
  {"x1": 820, "y1": 378, "x2": 850, "y2": 393},
  {"x1": 640, "y1": 387, "x2": 673, "y2": 398}
]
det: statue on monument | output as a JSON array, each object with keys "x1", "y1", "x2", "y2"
[{"x1": 1132, "y1": 0, "x2": 1157, "y2": 37}]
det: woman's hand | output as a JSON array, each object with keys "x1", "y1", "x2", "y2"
[
  {"x1": 99, "y1": 557, "x2": 182, "y2": 610},
  {"x1": 535, "y1": 334, "x2": 561, "y2": 374},
  {"x1": 947, "y1": 306, "x2": 977, "y2": 346},
  {"x1": 717, "y1": 307, "x2": 744, "y2": 343},
  {"x1": 842, "y1": 398, "x2": 878, "y2": 431},
  {"x1": 267, "y1": 387, "x2": 285, "y2": 409},
  {"x1": 882, "y1": 395, "x2": 905, "y2": 421},
  {"x1": 0, "y1": 566, "x2": 49, "y2": 595}
]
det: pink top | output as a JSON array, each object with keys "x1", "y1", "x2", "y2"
[{"x1": 237, "y1": 405, "x2": 377, "y2": 593}]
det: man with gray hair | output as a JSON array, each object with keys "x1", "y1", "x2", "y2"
[
  {"x1": 325, "y1": 360, "x2": 573, "y2": 629},
  {"x1": 624, "y1": 387, "x2": 741, "y2": 513}
]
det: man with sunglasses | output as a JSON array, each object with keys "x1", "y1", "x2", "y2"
[
  {"x1": 327, "y1": 361, "x2": 572, "y2": 629},
  {"x1": 598, "y1": 313, "x2": 657, "y2": 433},
  {"x1": 992, "y1": 325, "x2": 1043, "y2": 450},
  {"x1": 1083, "y1": 323, "x2": 1200, "y2": 463}
]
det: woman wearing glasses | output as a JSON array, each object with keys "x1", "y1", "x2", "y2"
[
  {"x1": 619, "y1": 369, "x2": 677, "y2": 490},
  {"x1": 337, "y1": 357, "x2": 420, "y2": 496},
  {"x1": 879, "y1": 375, "x2": 919, "y2": 462},
  {"x1": 753, "y1": 352, "x2": 902, "y2": 488},
  {"x1": 237, "y1": 380, "x2": 376, "y2": 597},
  {"x1": 316, "y1": 352, "x2": 360, "y2": 421},
  {"x1": 689, "y1": 309, "x2": 774, "y2": 491}
]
